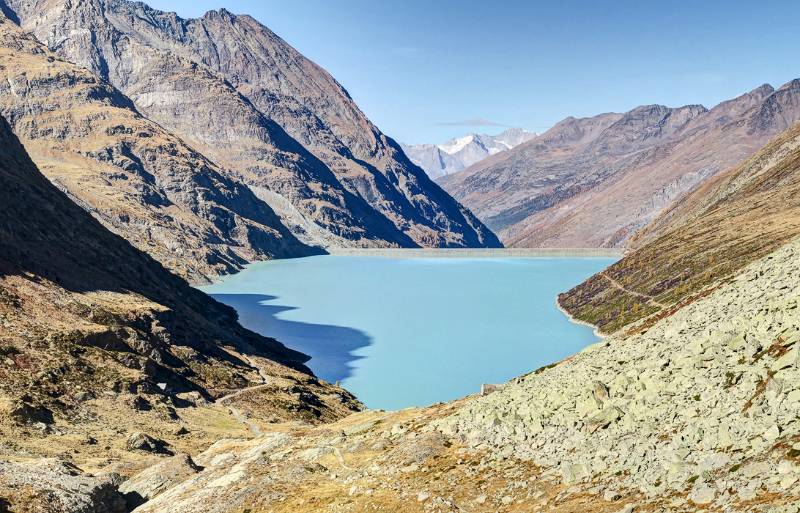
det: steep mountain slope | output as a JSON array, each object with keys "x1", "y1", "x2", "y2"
[
  {"x1": 440, "y1": 82, "x2": 800, "y2": 248},
  {"x1": 1, "y1": 0, "x2": 500, "y2": 249},
  {"x1": 559, "y1": 121, "x2": 800, "y2": 333},
  {"x1": 402, "y1": 128, "x2": 536, "y2": 178},
  {"x1": 0, "y1": 15, "x2": 316, "y2": 283},
  {"x1": 0, "y1": 110, "x2": 360, "y2": 484}
]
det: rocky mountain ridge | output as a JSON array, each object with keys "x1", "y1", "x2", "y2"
[
  {"x1": 0, "y1": 15, "x2": 317, "y2": 283},
  {"x1": 440, "y1": 81, "x2": 800, "y2": 248},
  {"x1": 402, "y1": 128, "x2": 536, "y2": 179},
  {"x1": 0, "y1": 0, "x2": 500, "y2": 251}
]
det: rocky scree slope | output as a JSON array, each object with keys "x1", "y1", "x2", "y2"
[
  {"x1": 106, "y1": 236, "x2": 800, "y2": 513},
  {"x1": 560, "y1": 121, "x2": 800, "y2": 334},
  {"x1": 1, "y1": 0, "x2": 500, "y2": 250},
  {"x1": 440, "y1": 82, "x2": 800, "y2": 248},
  {"x1": 0, "y1": 113, "x2": 360, "y2": 511},
  {"x1": 0, "y1": 16, "x2": 315, "y2": 283}
]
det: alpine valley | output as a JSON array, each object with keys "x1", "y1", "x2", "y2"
[{"x1": 1, "y1": 2, "x2": 800, "y2": 513}]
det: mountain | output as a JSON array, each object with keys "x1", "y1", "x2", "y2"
[
  {"x1": 439, "y1": 82, "x2": 800, "y2": 248},
  {"x1": 0, "y1": 0, "x2": 500, "y2": 250},
  {"x1": 0, "y1": 14, "x2": 320, "y2": 283},
  {"x1": 559, "y1": 120, "x2": 800, "y2": 334},
  {"x1": 0, "y1": 109, "x2": 359, "y2": 485},
  {"x1": 402, "y1": 128, "x2": 536, "y2": 179}
]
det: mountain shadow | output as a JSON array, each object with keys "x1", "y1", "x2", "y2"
[
  {"x1": 210, "y1": 294, "x2": 372, "y2": 383},
  {"x1": 0, "y1": 114, "x2": 312, "y2": 380}
]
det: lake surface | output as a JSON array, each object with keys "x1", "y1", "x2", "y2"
[{"x1": 201, "y1": 255, "x2": 615, "y2": 410}]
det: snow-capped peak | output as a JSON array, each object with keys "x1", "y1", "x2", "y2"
[
  {"x1": 438, "y1": 134, "x2": 475, "y2": 155},
  {"x1": 402, "y1": 127, "x2": 536, "y2": 179}
]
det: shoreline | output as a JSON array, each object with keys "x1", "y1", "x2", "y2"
[
  {"x1": 197, "y1": 247, "x2": 622, "y2": 285},
  {"x1": 554, "y1": 296, "x2": 606, "y2": 339},
  {"x1": 326, "y1": 247, "x2": 623, "y2": 258}
]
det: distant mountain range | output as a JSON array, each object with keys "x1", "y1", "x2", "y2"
[
  {"x1": 0, "y1": 0, "x2": 499, "y2": 283},
  {"x1": 439, "y1": 81, "x2": 800, "y2": 248},
  {"x1": 401, "y1": 128, "x2": 536, "y2": 179}
]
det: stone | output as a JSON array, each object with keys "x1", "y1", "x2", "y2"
[
  {"x1": 763, "y1": 424, "x2": 781, "y2": 442},
  {"x1": 737, "y1": 487, "x2": 758, "y2": 501},
  {"x1": 604, "y1": 490, "x2": 622, "y2": 501},
  {"x1": 73, "y1": 391, "x2": 93, "y2": 402},
  {"x1": 481, "y1": 383, "x2": 501, "y2": 396},
  {"x1": 129, "y1": 395, "x2": 152, "y2": 412},
  {"x1": 593, "y1": 381, "x2": 610, "y2": 404},
  {"x1": 587, "y1": 406, "x2": 623, "y2": 432},
  {"x1": 126, "y1": 432, "x2": 170, "y2": 454},
  {"x1": 9, "y1": 399, "x2": 54, "y2": 425},
  {"x1": 772, "y1": 348, "x2": 799, "y2": 372},
  {"x1": 119, "y1": 454, "x2": 201, "y2": 505},
  {"x1": 0, "y1": 459, "x2": 126, "y2": 512},
  {"x1": 417, "y1": 491, "x2": 430, "y2": 502},
  {"x1": 690, "y1": 485, "x2": 716, "y2": 504},
  {"x1": 562, "y1": 463, "x2": 591, "y2": 484}
]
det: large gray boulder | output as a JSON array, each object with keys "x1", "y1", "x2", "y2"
[{"x1": 0, "y1": 459, "x2": 126, "y2": 513}]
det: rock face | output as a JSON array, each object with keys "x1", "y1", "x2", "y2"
[
  {"x1": 402, "y1": 128, "x2": 536, "y2": 179},
  {"x1": 560, "y1": 121, "x2": 800, "y2": 333},
  {"x1": 0, "y1": 109, "x2": 361, "y2": 493},
  {"x1": 1, "y1": 0, "x2": 500, "y2": 251},
  {"x1": 0, "y1": 15, "x2": 314, "y2": 283},
  {"x1": 119, "y1": 454, "x2": 201, "y2": 504},
  {"x1": 0, "y1": 459, "x2": 127, "y2": 513},
  {"x1": 439, "y1": 82, "x2": 800, "y2": 248},
  {"x1": 121, "y1": 236, "x2": 800, "y2": 512}
]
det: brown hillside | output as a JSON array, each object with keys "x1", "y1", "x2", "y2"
[
  {"x1": 0, "y1": 112, "x2": 359, "y2": 476},
  {"x1": 559, "y1": 122, "x2": 800, "y2": 334}
]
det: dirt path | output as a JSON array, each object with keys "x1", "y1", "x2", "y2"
[
  {"x1": 215, "y1": 353, "x2": 271, "y2": 437},
  {"x1": 215, "y1": 383, "x2": 272, "y2": 405},
  {"x1": 599, "y1": 272, "x2": 666, "y2": 309},
  {"x1": 226, "y1": 405, "x2": 263, "y2": 437}
]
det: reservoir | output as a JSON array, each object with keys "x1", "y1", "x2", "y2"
[{"x1": 201, "y1": 254, "x2": 615, "y2": 409}]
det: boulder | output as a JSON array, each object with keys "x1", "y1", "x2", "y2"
[
  {"x1": 126, "y1": 432, "x2": 171, "y2": 454},
  {"x1": 772, "y1": 348, "x2": 798, "y2": 372},
  {"x1": 9, "y1": 398, "x2": 54, "y2": 425},
  {"x1": 690, "y1": 484, "x2": 716, "y2": 504},
  {"x1": 119, "y1": 453, "x2": 202, "y2": 506},
  {"x1": 0, "y1": 459, "x2": 126, "y2": 513},
  {"x1": 593, "y1": 381, "x2": 610, "y2": 404},
  {"x1": 587, "y1": 406, "x2": 623, "y2": 433}
]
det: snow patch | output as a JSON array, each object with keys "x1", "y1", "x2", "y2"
[{"x1": 438, "y1": 134, "x2": 475, "y2": 155}]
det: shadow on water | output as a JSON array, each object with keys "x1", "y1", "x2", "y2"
[{"x1": 210, "y1": 294, "x2": 372, "y2": 383}]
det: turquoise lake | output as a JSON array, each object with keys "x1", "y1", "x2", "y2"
[{"x1": 200, "y1": 255, "x2": 615, "y2": 410}]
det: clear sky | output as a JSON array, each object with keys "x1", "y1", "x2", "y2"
[{"x1": 147, "y1": 0, "x2": 800, "y2": 145}]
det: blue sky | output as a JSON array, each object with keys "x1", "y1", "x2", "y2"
[{"x1": 148, "y1": 0, "x2": 800, "y2": 144}]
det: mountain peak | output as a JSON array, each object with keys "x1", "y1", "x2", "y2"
[
  {"x1": 750, "y1": 83, "x2": 775, "y2": 96},
  {"x1": 777, "y1": 78, "x2": 800, "y2": 92},
  {"x1": 202, "y1": 7, "x2": 237, "y2": 21},
  {"x1": 403, "y1": 128, "x2": 535, "y2": 178},
  {"x1": 439, "y1": 134, "x2": 476, "y2": 155}
]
